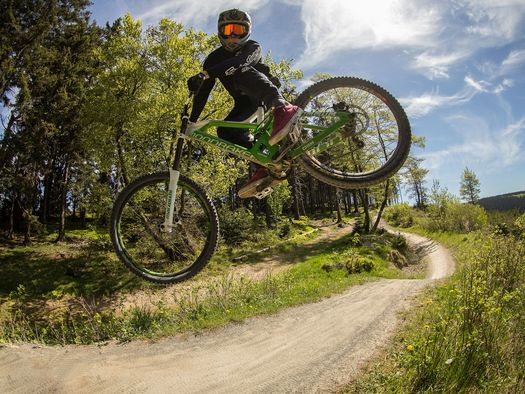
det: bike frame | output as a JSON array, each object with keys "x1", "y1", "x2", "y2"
[
  {"x1": 160, "y1": 98, "x2": 353, "y2": 231},
  {"x1": 186, "y1": 109, "x2": 352, "y2": 169}
]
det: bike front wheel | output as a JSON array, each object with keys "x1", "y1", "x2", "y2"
[
  {"x1": 294, "y1": 76, "x2": 411, "y2": 189},
  {"x1": 110, "y1": 172, "x2": 219, "y2": 284}
]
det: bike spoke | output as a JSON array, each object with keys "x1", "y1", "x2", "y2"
[
  {"x1": 300, "y1": 83, "x2": 403, "y2": 177},
  {"x1": 117, "y1": 180, "x2": 212, "y2": 277}
]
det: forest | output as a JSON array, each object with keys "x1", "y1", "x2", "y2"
[
  {"x1": 478, "y1": 190, "x2": 525, "y2": 212},
  {"x1": 0, "y1": 0, "x2": 426, "y2": 243},
  {"x1": 3, "y1": 3, "x2": 525, "y2": 392}
]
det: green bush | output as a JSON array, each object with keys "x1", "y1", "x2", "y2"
[
  {"x1": 445, "y1": 203, "x2": 487, "y2": 232},
  {"x1": 390, "y1": 233, "x2": 407, "y2": 251},
  {"x1": 423, "y1": 203, "x2": 488, "y2": 233},
  {"x1": 384, "y1": 204, "x2": 414, "y2": 227},
  {"x1": 278, "y1": 223, "x2": 291, "y2": 238},
  {"x1": 388, "y1": 249, "x2": 407, "y2": 268},
  {"x1": 514, "y1": 213, "x2": 525, "y2": 237},
  {"x1": 217, "y1": 207, "x2": 255, "y2": 245},
  {"x1": 321, "y1": 257, "x2": 374, "y2": 275},
  {"x1": 346, "y1": 257, "x2": 375, "y2": 274}
]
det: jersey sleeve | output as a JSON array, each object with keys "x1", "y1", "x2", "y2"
[
  {"x1": 189, "y1": 78, "x2": 215, "y2": 122},
  {"x1": 204, "y1": 41, "x2": 262, "y2": 79},
  {"x1": 189, "y1": 55, "x2": 217, "y2": 122}
]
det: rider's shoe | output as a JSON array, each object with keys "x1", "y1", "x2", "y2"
[
  {"x1": 268, "y1": 104, "x2": 302, "y2": 145},
  {"x1": 238, "y1": 167, "x2": 282, "y2": 199}
]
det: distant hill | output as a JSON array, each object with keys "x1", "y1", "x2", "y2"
[{"x1": 478, "y1": 191, "x2": 525, "y2": 212}]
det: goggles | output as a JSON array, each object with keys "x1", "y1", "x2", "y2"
[{"x1": 220, "y1": 23, "x2": 248, "y2": 37}]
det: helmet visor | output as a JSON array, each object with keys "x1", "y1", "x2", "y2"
[{"x1": 219, "y1": 23, "x2": 248, "y2": 38}]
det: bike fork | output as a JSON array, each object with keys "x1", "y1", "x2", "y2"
[
  {"x1": 160, "y1": 168, "x2": 180, "y2": 233},
  {"x1": 160, "y1": 94, "x2": 193, "y2": 233}
]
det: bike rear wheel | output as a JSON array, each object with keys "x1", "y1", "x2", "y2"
[
  {"x1": 110, "y1": 172, "x2": 219, "y2": 284},
  {"x1": 294, "y1": 77, "x2": 411, "y2": 189}
]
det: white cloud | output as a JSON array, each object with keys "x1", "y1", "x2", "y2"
[
  {"x1": 137, "y1": 0, "x2": 270, "y2": 26},
  {"x1": 400, "y1": 74, "x2": 515, "y2": 119},
  {"x1": 294, "y1": 0, "x2": 525, "y2": 75},
  {"x1": 493, "y1": 79, "x2": 515, "y2": 94},
  {"x1": 462, "y1": 0, "x2": 525, "y2": 41},
  {"x1": 502, "y1": 49, "x2": 525, "y2": 69},
  {"x1": 464, "y1": 75, "x2": 490, "y2": 92},
  {"x1": 400, "y1": 85, "x2": 477, "y2": 118},
  {"x1": 412, "y1": 51, "x2": 471, "y2": 79},
  {"x1": 465, "y1": 74, "x2": 515, "y2": 94},
  {"x1": 424, "y1": 115, "x2": 525, "y2": 170},
  {"x1": 295, "y1": 0, "x2": 442, "y2": 69},
  {"x1": 475, "y1": 48, "x2": 525, "y2": 82}
]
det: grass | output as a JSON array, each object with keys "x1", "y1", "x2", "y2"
[
  {"x1": 345, "y1": 225, "x2": 525, "y2": 393},
  {"x1": 0, "y1": 219, "x2": 412, "y2": 345},
  {"x1": 0, "y1": 233, "x2": 143, "y2": 300}
]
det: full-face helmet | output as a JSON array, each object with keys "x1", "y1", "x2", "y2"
[{"x1": 218, "y1": 9, "x2": 252, "y2": 52}]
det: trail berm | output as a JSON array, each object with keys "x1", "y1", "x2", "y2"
[{"x1": 0, "y1": 227, "x2": 454, "y2": 393}]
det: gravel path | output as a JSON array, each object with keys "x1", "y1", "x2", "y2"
[{"x1": 0, "y1": 228, "x2": 455, "y2": 394}]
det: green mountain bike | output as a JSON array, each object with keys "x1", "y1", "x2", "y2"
[{"x1": 110, "y1": 76, "x2": 411, "y2": 284}]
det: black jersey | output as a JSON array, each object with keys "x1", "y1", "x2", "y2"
[{"x1": 189, "y1": 40, "x2": 275, "y2": 122}]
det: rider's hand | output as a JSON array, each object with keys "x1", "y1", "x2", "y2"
[{"x1": 187, "y1": 72, "x2": 208, "y2": 92}]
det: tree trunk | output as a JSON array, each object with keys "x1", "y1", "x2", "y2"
[
  {"x1": 23, "y1": 213, "x2": 32, "y2": 245},
  {"x1": 343, "y1": 190, "x2": 349, "y2": 215},
  {"x1": 308, "y1": 176, "x2": 315, "y2": 214},
  {"x1": 41, "y1": 155, "x2": 56, "y2": 225},
  {"x1": 352, "y1": 191, "x2": 359, "y2": 214},
  {"x1": 80, "y1": 206, "x2": 86, "y2": 228},
  {"x1": 41, "y1": 172, "x2": 50, "y2": 225},
  {"x1": 372, "y1": 180, "x2": 390, "y2": 232},
  {"x1": 359, "y1": 189, "x2": 370, "y2": 233},
  {"x1": 0, "y1": 112, "x2": 16, "y2": 174},
  {"x1": 56, "y1": 161, "x2": 70, "y2": 242},
  {"x1": 16, "y1": 195, "x2": 33, "y2": 244},
  {"x1": 7, "y1": 196, "x2": 15, "y2": 240},
  {"x1": 264, "y1": 199, "x2": 275, "y2": 228},
  {"x1": 24, "y1": 223, "x2": 31, "y2": 244},
  {"x1": 328, "y1": 186, "x2": 334, "y2": 215},
  {"x1": 290, "y1": 168, "x2": 301, "y2": 220},
  {"x1": 335, "y1": 188, "x2": 343, "y2": 224},
  {"x1": 71, "y1": 197, "x2": 77, "y2": 219},
  {"x1": 115, "y1": 122, "x2": 130, "y2": 186}
]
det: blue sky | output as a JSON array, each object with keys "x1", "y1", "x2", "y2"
[{"x1": 90, "y1": 0, "x2": 525, "y2": 198}]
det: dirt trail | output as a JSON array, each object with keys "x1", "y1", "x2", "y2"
[
  {"x1": 115, "y1": 220, "x2": 352, "y2": 311},
  {"x1": 0, "y1": 228, "x2": 455, "y2": 394}
]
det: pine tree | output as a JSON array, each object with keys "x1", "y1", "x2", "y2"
[
  {"x1": 459, "y1": 167, "x2": 481, "y2": 204},
  {"x1": 1, "y1": 0, "x2": 102, "y2": 241}
]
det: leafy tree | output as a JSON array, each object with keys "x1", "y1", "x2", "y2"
[
  {"x1": 82, "y1": 15, "x2": 304, "y2": 224},
  {"x1": 428, "y1": 179, "x2": 455, "y2": 213},
  {"x1": 403, "y1": 157, "x2": 428, "y2": 208},
  {"x1": 459, "y1": 167, "x2": 481, "y2": 204},
  {"x1": 1, "y1": 0, "x2": 102, "y2": 242}
]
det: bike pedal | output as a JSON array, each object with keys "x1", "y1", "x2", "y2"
[{"x1": 254, "y1": 187, "x2": 273, "y2": 199}]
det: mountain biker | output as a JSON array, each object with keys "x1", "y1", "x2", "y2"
[{"x1": 187, "y1": 8, "x2": 301, "y2": 198}]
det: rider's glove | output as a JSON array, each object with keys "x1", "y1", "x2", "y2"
[{"x1": 187, "y1": 72, "x2": 207, "y2": 92}]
